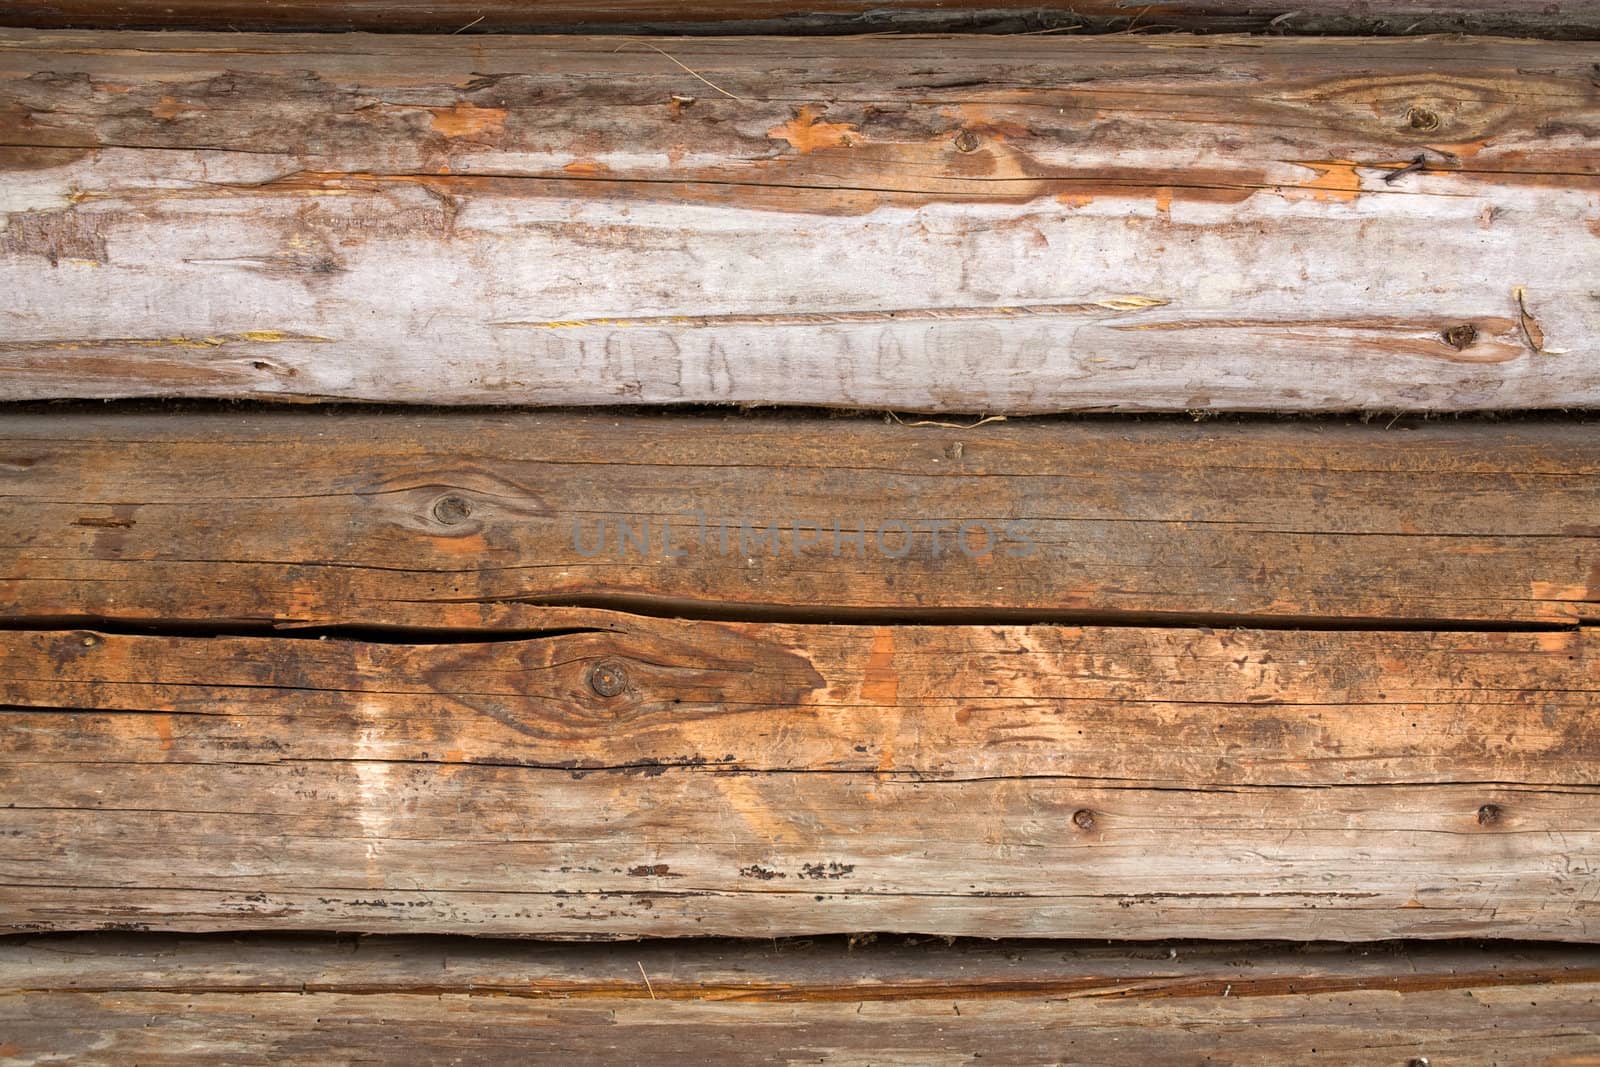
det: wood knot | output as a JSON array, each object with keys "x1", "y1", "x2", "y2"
[
  {"x1": 1406, "y1": 106, "x2": 1440, "y2": 131},
  {"x1": 1477, "y1": 803, "x2": 1503, "y2": 826},
  {"x1": 588, "y1": 660, "x2": 630, "y2": 698},
  {"x1": 952, "y1": 129, "x2": 981, "y2": 153},
  {"x1": 1072, "y1": 808, "x2": 1096, "y2": 831},
  {"x1": 1441, "y1": 323, "x2": 1478, "y2": 351},
  {"x1": 432, "y1": 495, "x2": 473, "y2": 525}
]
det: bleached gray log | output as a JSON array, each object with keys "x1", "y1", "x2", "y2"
[{"x1": 1, "y1": 30, "x2": 1598, "y2": 410}]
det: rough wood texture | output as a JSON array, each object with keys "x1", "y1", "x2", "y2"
[
  {"x1": 3, "y1": 936, "x2": 1598, "y2": 1064},
  {"x1": 4, "y1": 613, "x2": 1597, "y2": 939},
  {"x1": 2, "y1": 413, "x2": 1595, "y2": 941},
  {"x1": 5, "y1": 1, "x2": 1599, "y2": 37},
  {"x1": 2, "y1": 413, "x2": 1596, "y2": 627},
  {"x1": 2, "y1": 31, "x2": 1598, "y2": 410},
  {"x1": 9, "y1": 618, "x2": 1598, "y2": 783}
]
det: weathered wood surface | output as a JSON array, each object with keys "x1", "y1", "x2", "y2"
[
  {"x1": 2, "y1": 413, "x2": 1595, "y2": 941},
  {"x1": 2, "y1": 413, "x2": 1596, "y2": 627},
  {"x1": 2, "y1": 31, "x2": 1598, "y2": 410},
  {"x1": 5, "y1": 0, "x2": 1600, "y2": 37},
  {"x1": 3, "y1": 936, "x2": 1598, "y2": 1064},
  {"x1": 4, "y1": 613, "x2": 1597, "y2": 939},
  {"x1": 10, "y1": 618, "x2": 1598, "y2": 782}
]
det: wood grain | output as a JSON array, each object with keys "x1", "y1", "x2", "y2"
[
  {"x1": 7, "y1": 619, "x2": 1599, "y2": 783},
  {"x1": 2, "y1": 31, "x2": 1598, "y2": 410},
  {"x1": 4, "y1": 0, "x2": 1599, "y2": 37},
  {"x1": 3, "y1": 936, "x2": 1598, "y2": 1064},
  {"x1": 4, "y1": 614, "x2": 1597, "y2": 940},
  {"x1": 1, "y1": 412, "x2": 1595, "y2": 627}
]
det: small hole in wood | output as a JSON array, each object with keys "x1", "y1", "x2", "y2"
[{"x1": 1441, "y1": 324, "x2": 1477, "y2": 351}]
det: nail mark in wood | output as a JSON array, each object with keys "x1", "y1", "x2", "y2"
[
  {"x1": 1383, "y1": 155, "x2": 1427, "y2": 184},
  {"x1": 588, "y1": 660, "x2": 629, "y2": 698}
]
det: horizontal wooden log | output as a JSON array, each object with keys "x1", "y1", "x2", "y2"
[
  {"x1": 3, "y1": 935, "x2": 1598, "y2": 1064},
  {"x1": 12, "y1": 612, "x2": 1600, "y2": 778},
  {"x1": 4, "y1": 0, "x2": 1599, "y2": 37},
  {"x1": 1, "y1": 413, "x2": 1596, "y2": 627},
  {"x1": 4, "y1": 615, "x2": 1597, "y2": 939},
  {"x1": 2, "y1": 31, "x2": 1598, "y2": 410},
  {"x1": 8, "y1": 620, "x2": 1598, "y2": 782}
]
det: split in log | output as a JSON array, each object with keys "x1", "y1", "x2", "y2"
[
  {"x1": 1, "y1": 31, "x2": 1598, "y2": 409},
  {"x1": 2, "y1": 935, "x2": 1598, "y2": 1064}
]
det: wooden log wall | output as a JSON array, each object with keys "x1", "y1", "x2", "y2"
[
  {"x1": 1, "y1": 412, "x2": 1596, "y2": 942},
  {"x1": 2, "y1": 30, "x2": 1598, "y2": 410},
  {"x1": 1, "y1": 7, "x2": 1598, "y2": 1064}
]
